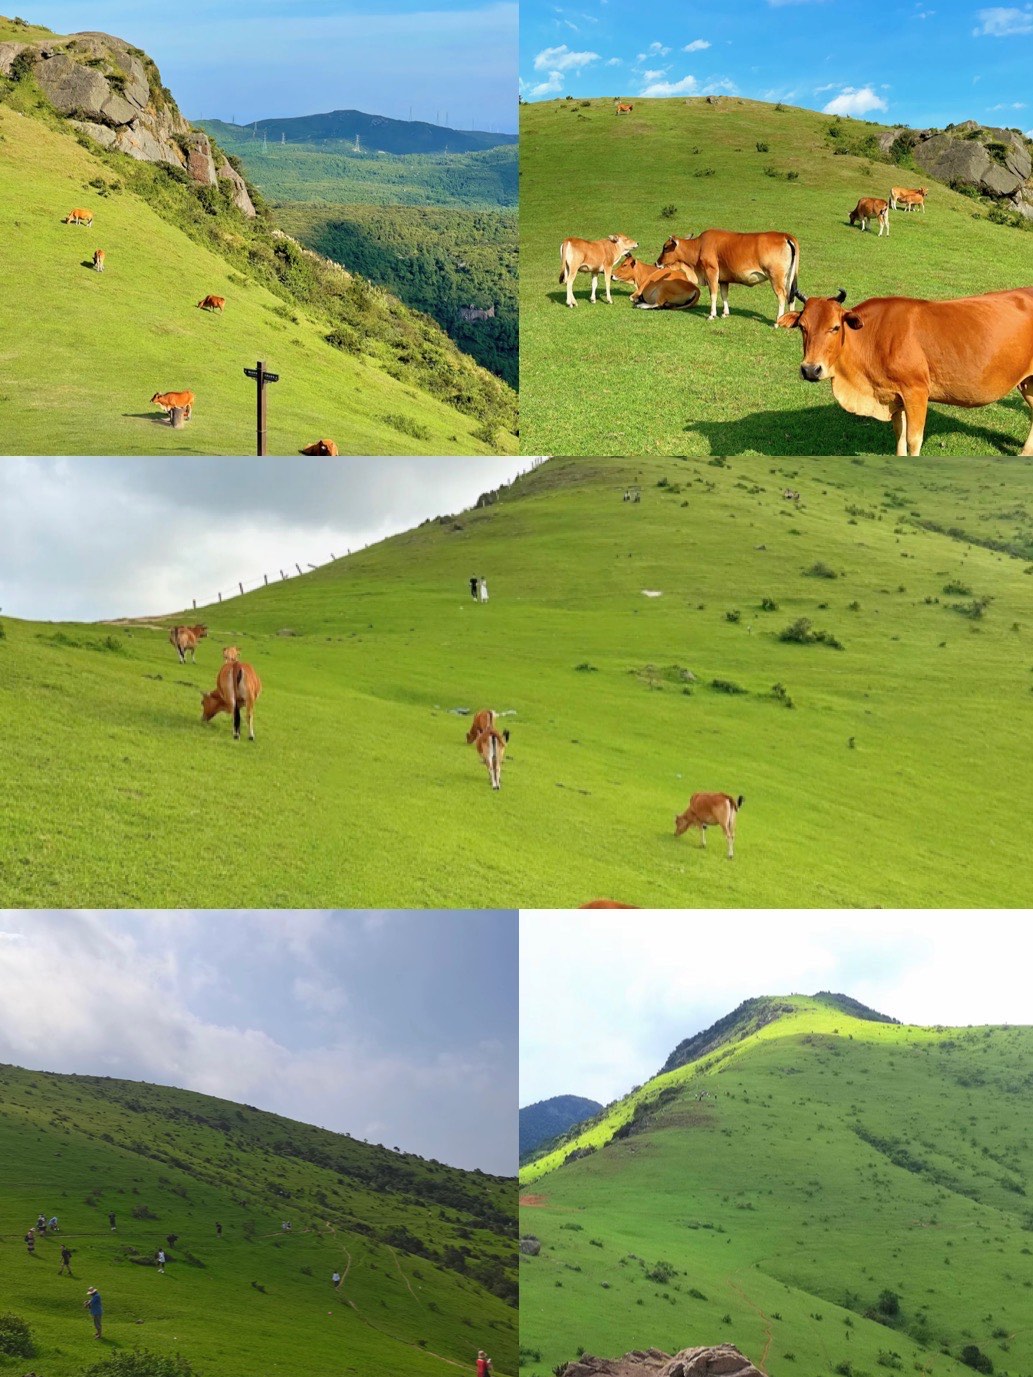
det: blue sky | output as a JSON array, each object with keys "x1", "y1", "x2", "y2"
[
  {"x1": 0, "y1": 911, "x2": 518, "y2": 1174},
  {"x1": 521, "y1": 911, "x2": 1033, "y2": 1106},
  {"x1": 30, "y1": 0, "x2": 517, "y2": 132},
  {"x1": 520, "y1": 0, "x2": 1033, "y2": 132}
]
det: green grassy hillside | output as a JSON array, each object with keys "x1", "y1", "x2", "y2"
[
  {"x1": 2, "y1": 454, "x2": 1033, "y2": 907},
  {"x1": 200, "y1": 123, "x2": 518, "y2": 209},
  {"x1": 519, "y1": 998, "x2": 1033, "y2": 1377},
  {"x1": 520, "y1": 97, "x2": 1033, "y2": 456},
  {"x1": 0, "y1": 1062, "x2": 516, "y2": 1377},
  {"x1": 0, "y1": 85, "x2": 515, "y2": 454}
]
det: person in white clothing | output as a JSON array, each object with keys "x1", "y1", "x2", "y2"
[{"x1": 479, "y1": 578, "x2": 489, "y2": 603}]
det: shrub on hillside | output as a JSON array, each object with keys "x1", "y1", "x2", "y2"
[
  {"x1": 779, "y1": 617, "x2": 844, "y2": 649},
  {"x1": 660, "y1": 203, "x2": 678, "y2": 218},
  {"x1": 877, "y1": 1290, "x2": 900, "y2": 1317},
  {"x1": 760, "y1": 597, "x2": 779, "y2": 611},
  {"x1": 725, "y1": 609, "x2": 741, "y2": 623},
  {"x1": 710, "y1": 678, "x2": 748, "y2": 694},
  {"x1": 645, "y1": 1260, "x2": 677, "y2": 1284},
  {"x1": 804, "y1": 561, "x2": 838, "y2": 579},
  {"x1": 0, "y1": 1311, "x2": 36, "y2": 1358},
  {"x1": 960, "y1": 1348, "x2": 993, "y2": 1374},
  {"x1": 131, "y1": 1204, "x2": 158, "y2": 1220},
  {"x1": 83, "y1": 1351, "x2": 198, "y2": 1377}
]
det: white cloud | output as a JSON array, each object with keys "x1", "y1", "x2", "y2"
[
  {"x1": 642, "y1": 67, "x2": 668, "y2": 81},
  {"x1": 533, "y1": 43, "x2": 600, "y2": 70},
  {"x1": 605, "y1": 56, "x2": 622, "y2": 65},
  {"x1": 973, "y1": 5, "x2": 1033, "y2": 34},
  {"x1": 524, "y1": 71, "x2": 565, "y2": 97},
  {"x1": 991, "y1": 100, "x2": 1027, "y2": 108},
  {"x1": 684, "y1": 38, "x2": 711, "y2": 51},
  {"x1": 640, "y1": 74, "x2": 698, "y2": 97},
  {"x1": 822, "y1": 84, "x2": 888, "y2": 116}
]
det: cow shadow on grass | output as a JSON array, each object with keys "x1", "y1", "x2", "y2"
[
  {"x1": 686, "y1": 399, "x2": 1026, "y2": 457},
  {"x1": 544, "y1": 287, "x2": 775, "y2": 325},
  {"x1": 80, "y1": 259, "x2": 100, "y2": 271},
  {"x1": 122, "y1": 412, "x2": 181, "y2": 426}
]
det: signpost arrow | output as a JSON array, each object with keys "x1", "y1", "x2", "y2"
[{"x1": 244, "y1": 360, "x2": 280, "y2": 456}]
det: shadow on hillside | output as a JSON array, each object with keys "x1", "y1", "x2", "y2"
[
  {"x1": 122, "y1": 412, "x2": 183, "y2": 427},
  {"x1": 686, "y1": 399, "x2": 1025, "y2": 457},
  {"x1": 544, "y1": 288, "x2": 775, "y2": 324}
]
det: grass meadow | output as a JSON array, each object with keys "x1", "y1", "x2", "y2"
[
  {"x1": 520, "y1": 97, "x2": 1033, "y2": 456},
  {"x1": 0, "y1": 1063, "x2": 515, "y2": 1377},
  {"x1": 519, "y1": 998, "x2": 1033, "y2": 1377},
  {"x1": 0, "y1": 105, "x2": 511, "y2": 456},
  {"x1": 2, "y1": 456, "x2": 1032, "y2": 908}
]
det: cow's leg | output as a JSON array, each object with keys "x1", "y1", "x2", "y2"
[
  {"x1": 901, "y1": 392, "x2": 928, "y2": 456},
  {"x1": 719, "y1": 282, "x2": 730, "y2": 318},
  {"x1": 1017, "y1": 377, "x2": 1033, "y2": 456},
  {"x1": 892, "y1": 408, "x2": 907, "y2": 456},
  {"x1": 589, "y1": 273, "x2": 599, "y2": 304},
  {"x1": 699, "y1": 823, "x2": 707, "y2": 849},
  {"x1": 704, "y1": 266, "x2": 720, "y2": 320},
  {"x1": 248, "y1": 703, "x2": 256, "y2": 742},
  {"x1": 603, "y1": 267, "x2": 615, "y2": 304},
  {"x1": 725, "y1": 811, "x2": 736, "y2": 860}
]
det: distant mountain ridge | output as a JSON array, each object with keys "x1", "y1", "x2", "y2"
[
  {"x1": 201, "y1": 109, "x2": 517, "y2": 156},
  {"x1": 520, "y1": 1095, "x2": 603, "y2": 1158}
]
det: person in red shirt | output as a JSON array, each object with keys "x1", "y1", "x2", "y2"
[{"x1": 476, "y1": 1352, "x2": 493, "y2": 1377}]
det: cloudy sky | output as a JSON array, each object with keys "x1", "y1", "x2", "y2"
[
  {"x1": 521, "y1": 910, "x2": 1033, "y2": 1108},
  {"x1": 33, "y1": 0, "x2": 517, "y2": 132},
  {"x1": 521, "y1": 0, "x2": 1032, "y2": 131},
  {"x1": 0, "y1": 910, "x2": 518, "y2": 1174},
  {"x1": 0, "y1": 456, "x2": 526, "y2": 622}
]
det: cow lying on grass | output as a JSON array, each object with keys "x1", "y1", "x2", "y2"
[
  {"x1": 467, "y1": 710, "x2": 510, "y2": 790},
  {"x1": 299, "y1": 439, "x2": 339, "y2": 456},
  {"x1": 202, "y1": 660, "x2": 262, "y2": 742},
  {"x1": 169, "y1": 624, "x2": 207, "y2": 663},
  {"x1": 674, "y1": 792, "x2": 744, "y2": 858},
  {"x1": 611, "y1": 257, "x2": 700, "y2": 310}
]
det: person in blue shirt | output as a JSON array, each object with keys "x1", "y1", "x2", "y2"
[{"x1": 84, "y1": 1287, "x2": 103, "y2": 1339}]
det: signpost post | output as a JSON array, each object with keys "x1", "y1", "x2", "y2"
[{"x1": 243, "y1": 361, "x2": 280, "y2": 456}]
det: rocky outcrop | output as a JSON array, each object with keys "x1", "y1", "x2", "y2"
[
  {"x1": 519, "y1": 1235, "x2": 541, "y2": 1256},
  {"x1": 876, "y1": 120, "x2": 1033, "y2": 215},
  {"x1": 558, "y1": 1345, "x2": 765, "y2": 1377},
  {"x1": 3, "y1": 28, "x2": 256, "y2": 213}
]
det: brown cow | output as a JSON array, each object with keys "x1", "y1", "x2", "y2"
[
  {"x1": 849, "y1": 197, "x2": 890, "y2": 236},
  {"x1": 559, "y1": 233, "x2": 638, "y2": 308},
  {"x1": 776, "y1": 286, "x2": 1033, "y2": 456},
  {"x1": 656, "y1": 230, "x2": 801, "y2": 325},
  {"x1": 64, "y1": 208, "x2": 93, "y2": 226},
  {"x1": 151, "y1": 391, "x2": 195, "y2": 422},
  {"x1": 201, "y1": 660, "x2": 262, "y2": 741},
  {"x1": 170, "y1": 624, "x2": 208, "y2": 663},
  {"x1": 222, "y1": 646, "x2": 240, "y2": 662},
  {"x1": 674, "y1": 792, "x2": 744, "y2": 858},
  {"x1": 615, "y1": 101, "x2": 633, "y2": 115},
  {"x1": 612, "y1": 256, "x2": 701, "y2": 310},
  {"x1": 466, "y1": 708, "x2": 500, "y2": 743},
  {"x1": 196, "y1": 295, "x2": 226, "y2": 311},
  {"x1": 93, "y1": 249, "x2": 105, "y2": 272},
  {"x1": 890, "y1": 186, "x2": 928, "y2": 213},
  {"x1": 474, "y1": 724, "x2": 508, "y2": 790},
  {"x1": 298, "y1": 439, "x2": 340, "y2": 456}
]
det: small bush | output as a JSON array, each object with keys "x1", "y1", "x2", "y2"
[
  {"x1": 942, "y1": 581, "x2": 971, "y2": 596},
  {"x1": 710, "y1": 678, "x2": 748, "y2": 694},
  {"x1": 0, "y1": 1312, "x2": 36, "y2": 1358},
  {"x1": 779, "y1": 618, "x2": 844, "y2": 650},
  {"x1": 693, "y1": 167, "x2": 716, "y2": 178},
  {"x1": 645, "y1": 1260, "x2": 677, "y2": 1284},
  {"x1": 760, "y1": 597, "x2": 779, "y2": 611},
  {"x1": 786, "y1": 169, "x2": 800, "y2": 181},
  {"x1": 950, "y1": 597, "x2": 992, "y2": 620},
  {"x1": 804, "y1": 561, "x2": 838, "y2": 579},
  {"x1": 725, "y1": 609, "x2": 741, "y2": 623},
  {"x1": 960, "y1": 1348, "x2": 993, "y2": 1375},
  {"x1": 574, "y1": 662, "x2": 598, "y2": 672},
  {"x1": 660, "y1": 203, "x2": 678, "y2": 219},
  {"x1": 379, "y1": 413, "x2": 432, "y2": 442},
  {"x1": 132, "y1": 1205, "x2": 158, "y2": 1220},
  {"x1": 82, "y1": 1349, "x2": 198, "y2": 1377},
  {"x1": 756, "y1": 141, "x2": 769, "y2": 152},
  {"x1": 877, "y1": 1290, "x2": 901, "y2": 1317},
  {"x1": 770, "y1": 682, "x2": 795, "y2": 709}
]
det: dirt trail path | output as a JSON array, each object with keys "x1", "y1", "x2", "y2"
[
  {"x1": 389, "y1": 1244, "x2": 423, "y2": 1304},
  {"x1": 728, "y1": 1278, "x2": 773, "y2": 1371}
]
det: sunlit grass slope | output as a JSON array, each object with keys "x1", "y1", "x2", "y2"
[
  {"x1": 0, "y1": 104, "x2": 512, "y2": 455},
  {"x1": 0, "y1": 1062, "x2": 515, "y2": 1377},
  {"x1": 2, "y1": 455, "x2": 1033, "y2": 907},
  {"x1": 520, "y1": 97, "x2": 1033, "y2": 456},
  {"x1": 519, "y1": 997, "x2": 1033, "y2": 1377}
]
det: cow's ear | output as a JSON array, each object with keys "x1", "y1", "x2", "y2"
[
  {"x1": 608, "y1": 234, "x2": 620, "y2": 242},
  {"x1": 775, "y1": 311, "x2": 801, "y2": 330},
  {"x1": 844, "y1": 312, "x2": 863, "y2": 330}
]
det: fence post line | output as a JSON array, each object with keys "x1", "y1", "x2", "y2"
[
  {"x1": 295, "y1": 563, "x2": 302, "y2": 575},
  {"x1": 239, "y1": 582, "x2": 244, "y2": 596},
  {"x1": 192, "y1": 598, "x2": 196, "y2": 609},
  {"x1": 218, "y1": 591, "x2": 222, "y2": 603}
]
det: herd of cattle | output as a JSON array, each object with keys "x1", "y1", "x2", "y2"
[
  {"x1": 558, "y1": 186, "x2": 1033, "y2": 457},
  {"x1": 62, "y1": 209, "x2": 339, "y2": 454}
]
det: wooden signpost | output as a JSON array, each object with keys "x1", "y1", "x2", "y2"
[{"x1": 243, "y1": 360, "x2": 280, "y2": 456}]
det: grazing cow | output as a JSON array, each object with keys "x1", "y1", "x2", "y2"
[
  {"x1": 64, "y1": 208, "x2": 93, "y2": 226},
  {"x1": 196, "y1": 295, "x2": 226, "y2": 312},
  {"x1": 890, "y1": 186, "x2": 928, "y2": 212},
  {"x1": 169, "y1": 624, "x2": 208, "y2": 663},
  {"x1": 579, "y1": 900, "x2": 637, "y2": 908},
  {"x1": 559, "y1": 233, "x2": 638, "y2": 308},
  {"x1": 611, "y1": 256, "x2": 701, "y2": 310},
  {"x1": 615, "y1": 101, "x2": 633, "y2": 115},
  {"x1": 849, "y1": 197, "x2": 890, "y2": 236},
  {"x1": 222, "y1": 646, "x2": 240, "y2": 662},
  {"x1": 776, "y1": 286, "x2": 1033, "y2": 456},
  {"x1": 674, "y1": 792, "x2": 744, "y2": 859},
  {"x1": 656, "y1": 229, "x2": 801, "y2": 325},
  {"x1": 93, "y1": 249, "x2": 105, "y2": 272},
  {"x1": 474, "y1": 724, "x2": 508, "y2": 791},
  {"x1": 151, "y1": 391, "x2": 195, "y2": 422},
  {"x1": 201, "y1": 660, "x2": 262, "y2": 742},
  {"x1": 298, "y1": 439, "x2": 339, "y2": 456}
]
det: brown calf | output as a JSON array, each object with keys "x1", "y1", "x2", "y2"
[
  {"x1": 890, "y1": 186, "x2": 928, "y2": 212},
  {"x1": 201, "y1": 660, "x2": 262, "y2": 741},
  {"x1": 656, "y1": 229, "x2": 801, "y2": 325},
  {"x1": 169, "y1": 624, "x2": 208, "y2": 663},
  {"x1": 559, "y1": 233, "x2": 638, "y2": 308},
  {"x1": 615, "y1": 102, "x2": 633, "y2": 115},
  {"x1": 674, "y1": 792, "x2": 744, "y2": 858},
  {"x1": 197, "y1": 295, "x2": 226, "y2": 311},
  {"x1": 849, "y1": 197, "x2": 890, "y2": 236},
  {"x1": 298, "y1": 439, "x2": 340, "y2": 456},
  {"x1": 151, "y1": 391, "x2": 195, "y2": 421},
  {"x1": 222, "y1": 646, "x2": 240, "y2": 662},
  {"x1": 64, "y1": 208, "x2": 93, "y2": 226},
  {"x1": 612, "y1": 256, "x2": 700, "y2": 310},
  {"x1": 93, "y1": 249, "x2": 105, "y2": 272}
]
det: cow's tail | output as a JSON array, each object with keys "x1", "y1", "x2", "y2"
[
  {"x1": 559, "y1": 241, "x2": 570, "y2": 284},
  {"x1": 786, "y1": 236, "x2": 802, "y2": 306},
  {"x1": 735, "y1": 794, "x2": 745, "y2": 810},
  {"x1": 233, "y1": 665, "x2": 245, "y2": 737}
]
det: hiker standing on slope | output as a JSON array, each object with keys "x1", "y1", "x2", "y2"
[
  {"x1": 25, "y1": 1228, "x2": 36, "y2": 1256},
  {"x1": 84, "y1": 1286, "x2": 103, "y2": 1338},
  {"x1": 59, "y1": 1245, "x2": 74, "y2": 1276},
  {"x1": 476, "y1": 1351, "x2": 493, "y2": 1377}
]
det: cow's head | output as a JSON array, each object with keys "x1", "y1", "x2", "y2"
[
  {"x1": 200, "y1": 690, "x2": 222, "y2": 722},
  {"x1": 655, "y1": 234, "x2": 699, "y2": 268},
  {"x1": 776, "y1": 289, "x2": 859, "y2": 382},
  {"x1": 674, "y1": 812, "x2": 690, "y2": 837},
  {"x1": 609, "y1": 233, "x2": 638, "y2": 260},
  {"x1": 196, "y1": 625, "x2": 209, "y2": 639},
  {"x1": 223, "y1": 646, "x2": 240, "y2": 662},
  {"x1": 612, "y1": 255, "x2": 641, "y2": 283}
]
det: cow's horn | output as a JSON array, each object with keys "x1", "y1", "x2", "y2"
[
  {"x1": 833, "y1": 287, "x2": 847, "y2": 303},
  {"x1": 793, "y1": 288, "x2": 808, "y2": 305}
]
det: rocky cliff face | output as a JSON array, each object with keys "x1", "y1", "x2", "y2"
[
  {"x1": 558, "y1": 1345, "x2": 766, "y2": 1377},
  {"x1": 878, "y1": 120, "x2": 1033, "y2": 219},
  {"x1": 0, "y1": 29, "x2": 256, "y2": 216}
]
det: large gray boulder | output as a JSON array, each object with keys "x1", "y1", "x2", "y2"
[
  {"x1": 558, "y1": 1344, "x2": 765, "y2": 1377},
  {"x1": 217, "y1": 159, "x2": 258, "y2": 217},
  {"x1": 913, "y1": 128, "x2": 1028, "y2": 197}
]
